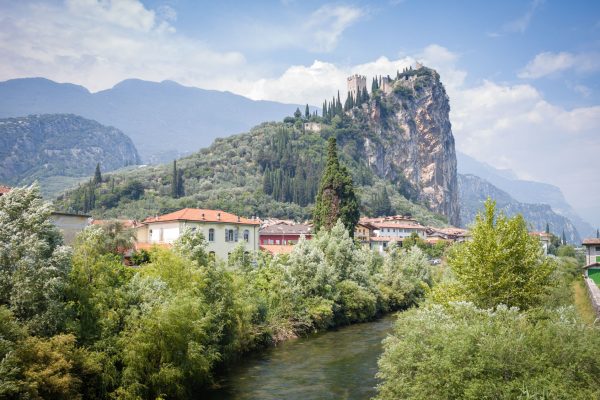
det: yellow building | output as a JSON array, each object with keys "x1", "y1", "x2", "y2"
[{"x1": 139, "y1": 208, "x2": 260, "y2": 260}]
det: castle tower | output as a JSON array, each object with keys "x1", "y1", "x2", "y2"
[
  {"x1": 347, "y1": 74, "x2": 367, "y2": 99},
  {"x1": 380, "y1": 76, "x2": 393, "y2": 94}
]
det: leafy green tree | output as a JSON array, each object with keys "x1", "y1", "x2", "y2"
[
  {"x1": 376, "y1": 303, "x2": 600, "y2": 400},
  {"x1": 442, "y1": 198, "x2": 554, "y2": 310},
  {"x1": 313, "y1": 138, "x2": 360, "y2": 235},
  {"x1": 294, "y1": 107, "x2": 302, "y2": 119},
  {"x1": 0, "y1": 184, "x2": 71, "y2": 336}
]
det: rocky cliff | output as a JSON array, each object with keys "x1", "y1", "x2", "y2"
[
  {"x1": 459, "y1": 173, "x2": 580, "y2": 243},
  {"x1": 0, "y1": 114, "x2": 140, "y2": 194},
  {"x1": 353, "y1": 67, "x2": 459, "y2": 225}
]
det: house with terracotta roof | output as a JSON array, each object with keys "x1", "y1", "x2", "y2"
[
  {"x1": 139, "y1": 208, "x2": 260, "y2": 260},
  {"x1": 530, "y1": 231, "x2": 553, "y2": 255},
  {"x1": 259, "y1": 221, "x2": 312, "y2": 245}
]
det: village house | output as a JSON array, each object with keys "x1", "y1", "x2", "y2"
[
  {"x1": 529, "y1": 232, "x2": 553, "y2": 255},
  {"x1": 258, "y1": 220, "x2": 312, "y2": 255},
  {"x1": 51, "y1": 212, "x2": 91, "y2": 244},
  {"x1": 359, "y1": 216, "x2": 427, "y2": 252},
  {"x1": 138, "y1": 208, "x2": 260, "y2": 260},
  {"x1": 583, "y1": 238, "x2": 600, "y2": 283}
]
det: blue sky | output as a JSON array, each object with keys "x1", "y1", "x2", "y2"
[{"x1": 0, "y1": 0, "x2": 599, "y2": 228}]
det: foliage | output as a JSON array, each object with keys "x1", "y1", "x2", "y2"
[
  {"x1": 376, "y1": 303, "x2": 600, "y2": 400},
  {"x1": 0, "y1": 184, "x2": 71, "y2": 336},
  {"x1": 438, "y1": 199, "x2": 555, "y2": 310},
  {"x1": 313, "y1": 138, "x2": 360, "y2": 235}
]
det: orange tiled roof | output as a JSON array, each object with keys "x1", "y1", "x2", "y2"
[
  {"x1": 371, "y1": 222, "x2": 426, "y2": 230},
  {"x1": 0, "y1": 185, "x2": 11, "y2": 195},
  {"x1": 143, "y1": 208, "x2": 260, "y2": 225},
  {"x1": 260, "y1": 244, "x2": 295, "y2": 255},
  {"x1": 583, "y1": 238, "x2": 600, "y2": 245}
]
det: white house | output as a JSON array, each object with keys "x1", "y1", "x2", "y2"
[{"x1": 139, "y1": 208, "x2": 260, "y2": 261}]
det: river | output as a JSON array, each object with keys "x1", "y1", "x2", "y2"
[{"x1": 203, "y1": 314, "x2": 396, "y2": 400}]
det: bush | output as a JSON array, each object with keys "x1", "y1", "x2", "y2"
[{"x1": 376, "y1": 303, "x2": 600, "y2": 400}]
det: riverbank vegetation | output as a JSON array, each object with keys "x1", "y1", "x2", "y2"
[
  {"x1": 376, "y1": 199, "x2": 600, "y2": 400},
  {"x1": 0, "y1": 185, "x2": 433, "y2": 399}
]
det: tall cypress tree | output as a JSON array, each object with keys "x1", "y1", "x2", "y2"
[
  {"x1": 171, "y1": 160, "x2": 179, "y2": 198},
  {"x1": 313, "y1": 137, "x2": 360, "y2": 236},
  {"x1": 545, "y1": 222, "x2": 550, "y2": 234},
  {"x1": 305, "y1": 104, "x2": 310, "y2": 119},
  {"x1": 561, "y1": 229, "x2": 567, "y2": 245},
  {"x1": 93, "y1": 163, "x2": 102, "y2": 185}
]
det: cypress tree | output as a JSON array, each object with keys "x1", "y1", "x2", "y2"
[
  {"x1": 171, "y1": 160, "x2": 179, "y2": 198},
  {"x1": 597, "y1": 228, "x2": 599, "y2": 238},
  {"x1": 322, "y1": 101, "x2": 327, "y2": 118},
  {"x1": 294, "y1": 107, "x2": 302, "y2": 119},
  {"x1": 561, "y1": 229, "x2": 567, "y2": 245},
  {"x1": 177, "y1": 168, "x2": 185, "y2": 197},
  {"x1": 545, "y1": 222, "x2": 550, "y2": 234},
  {"x1": 305, "y1": 104, "x2": 310, "y2": 119},
  {"x1": 313, "y1": 137, "x2": 360, "y2": 235},
  {"x1": 93, "y1": 163, "x2": 102, "y2": 185}
]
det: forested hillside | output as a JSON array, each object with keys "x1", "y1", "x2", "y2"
[
  {"x1": 0, "y1": 114, "x2": 140, "y2": 196},
  {"x1": 56, "y1": 117, "x2": 448, "y2": 226}
]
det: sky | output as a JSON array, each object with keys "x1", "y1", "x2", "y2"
[{"x1": 0, "y1": 0, "x2": 599, "y2": 228}]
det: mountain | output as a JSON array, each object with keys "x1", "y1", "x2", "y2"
[
  {"x1": 458, "y1": 173, "x2": 580, "y2": 243},
  {"x1": 55, "y1": 66, "x2": 459, "y2": 226},
  {"x1": 0, "y1": 78, "x2": 314, "y2": 163},
  {"x1": 0, "y1": 114, "x2": 140, "y2": 196},
  {"x1": 457, "y1": 152, "x2": 594, "y2": 237}
]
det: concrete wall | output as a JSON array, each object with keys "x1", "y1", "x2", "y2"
[
  {"x1": 584, "y1": 277, "x2": 600, "y2": 320},
  {"x1": 586, "y1": 245, "x2": 600, "y2": 265},
  {"x1": 51, "y1": 214, "x2": 90, "y2": 244}
]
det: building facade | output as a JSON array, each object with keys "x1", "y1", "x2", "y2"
[
  {"x1": 51, "y1": 212, "x2": 91, "y2": 244},
  {"x1": 259, "y1": 222, "x2": 312, "y2": 246},
  {"x1": 140, "y1": 208, "x2": 260, "y2": 260}
]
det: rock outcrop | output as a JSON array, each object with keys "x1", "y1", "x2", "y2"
[
  {"x1": 354, "y1": 67, "x2": 460, "y2": 225},
  {"x1": 0, "y1": 114, "x2": 140, "y2": 192}
]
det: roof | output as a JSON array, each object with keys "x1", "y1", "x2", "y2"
[
  {"x1": 0, "y1": 185, "x2": 11, "y2": 195},
  {"x1": 260, "y1": 222, "x2": 312, "y2": 235},
  {"x1": 583, "y1": 238, "x2": 600, "y2": 245},
  {"x1": 143, "y1": 208, "x2": 260, "y2": 225},
  {"x1": 371, "y1": 222, "x2": 426, "y2": 230},
  {"x1": 530, "y1": 231, "x2": 553, "y2": 238},
  {"x1": 51, "y1": 211, "x2": 91, "y2": 218},
  {"x1": 260, "y1": 244, "x2": 295, "y2": 255},
  {"x1": 583, "y1": 262, "x2": 600, "y2": 270}
]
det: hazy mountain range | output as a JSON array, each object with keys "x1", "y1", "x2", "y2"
[
  {"x1": 0, "y1": 77, "x2": 310, "y2": 163},
  {"x1": 458, "y1": 152, "x2": 594, "y2": 238}
]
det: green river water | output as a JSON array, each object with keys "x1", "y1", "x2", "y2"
[{"x1": 203, "y1": 314, "x2": 396, "y2": 400}]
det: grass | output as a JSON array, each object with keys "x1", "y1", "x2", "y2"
[{"x1": 572, "y1": 278, "x2": 597, "y2": 325}]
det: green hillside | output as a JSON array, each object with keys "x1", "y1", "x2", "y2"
[{"x1": 55, "y1": 117, "x2": 448, "y2": 226}]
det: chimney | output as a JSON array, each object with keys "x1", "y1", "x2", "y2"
[
  {"x1": 201, "y1": 213, "x2": 205, "y2": 220},
  {"x1": 237, "y1": 216, "x2": 240, "y2": 222},
  {"x1": 217, "y1": 212, "x2": 221, "y2": 221}
]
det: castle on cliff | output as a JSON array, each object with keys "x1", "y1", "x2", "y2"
[{"x1": 346, "y1": 62, "x2": 425, "y2": 97}]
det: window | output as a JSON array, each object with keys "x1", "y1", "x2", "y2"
[
  {"x1": 225, "y1": 229, "x2": 234, "y2": 242},
  {"x1": 243, "y1": 229, "x2": 250, "y2": 242},
  {"x1": 596, "y1": 246, "x2": 600, "y2": 251},
  {"x1": 208, "y1": 228, "x2": 215, "y2": 242},
  {"x1": 276, "y1": 239, "x2": 280, "y2": 245}
]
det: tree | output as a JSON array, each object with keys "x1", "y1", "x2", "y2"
[
  {"x1": 561, "y1": 229, "x2": 567, "y2": 245},
  {"x1": 313, "y1": 138, "x2": 360, "y2": 236},
  {"x1": 443, "y1": 198, "x2": 554, "y2": 310},
  {"x1": 171, "y1": 161, "x2": 184, "y2": 199},
  {"x1": 93, "y1": 163, "x2": 102, "y2": 185},
  {"x1": 0, "y1": 184, "x2": 71, "y2": 336},
  {"x1": 545, "y1": 222, "x2": 550, "y2": 234},
  {"x1": 597, "y1": 228, "x2": 599, "y2": 238},
  {"x1": 294, "y1": 107, "x2": 302, "y2": 119},
  {"x1": 305, "y1": 104, "x2": 310, "y2": 119}
]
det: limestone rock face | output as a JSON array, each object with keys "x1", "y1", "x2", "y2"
[{"x1": 356, "y1": 67, "x2": 460, "y2": 225}]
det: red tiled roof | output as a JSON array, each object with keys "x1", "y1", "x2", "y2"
[
  {"x1": 583, "y1": 238, "x2": 600, "y2": 245},
  {"x1": 0, "y1": 185, "x2": 11, "y2": 195},
  {"x1": 371, "y1": 222, "x2": 426, "y2": 230},
  {"x1": 143, "y1": 208, "x2": 260, "y2": 225},
  {"x1": 260, "y1": 222, "x2": 312, "y2": 235},
  {"x1": 260, "y1": 244, "x2": 295, "y2": 255}
]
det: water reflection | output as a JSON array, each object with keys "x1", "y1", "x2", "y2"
[{"x1": 202, "y1": 314, "x2": 396, "y2": 400}]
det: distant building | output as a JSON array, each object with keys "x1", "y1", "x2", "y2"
[
  {"x1": 354, "y1": 222, "x2": 375, "y2": 244},
  {"x1": 347, "y1": 74, "x2": 367, "y2": 99},
  {"x1": 530, "y1": 232, "x2": 553, "y2": 255},
  {"x1": 0, "y1": 185, "x2": 11, "y2": 196},
  {"x1": 360, "y1": 216, "x2": 427, "y2": 252},
  {"x1": 259, "y1": 221, "x2": 312, "y2": 245},
  {"x1": 583, "y1": 238, "x2": 600, "y2": 283},
  {"x1": 426, "y1": 227, "x2": 471, "y2": 243},
  {"x1": 51, "y1": 212, "x2": 91, "y2": 244},
  {"x1": 303, "y1": 122, "x2": 321, "y2": 132},
  {"x1": 139, "y1": 208, "x2": 260, "y2": 260}
]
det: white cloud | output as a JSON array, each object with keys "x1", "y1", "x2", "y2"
[
  {"x1": 0, "y1": 0, "x2": 245, "y2": 91},
  {"x1": 306, "y1": 5, "x2": 364, "y2": 52},
  {"x1": 503, "y1": 0, "x2": 544, "y2": 33},
  {"x1": 519, "y1": 51, "x2": 600, "y2": 79}
]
